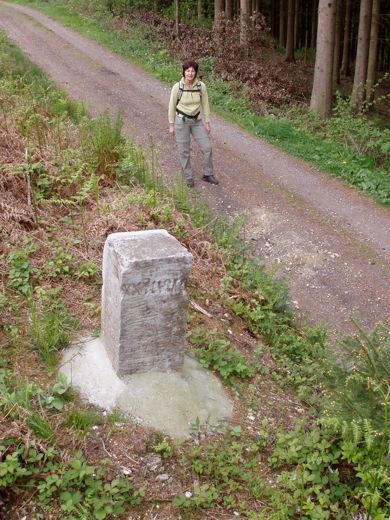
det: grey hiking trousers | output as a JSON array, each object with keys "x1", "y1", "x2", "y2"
[{"x1": 175, "y1": 115, "x2": 213, "y2": 183}]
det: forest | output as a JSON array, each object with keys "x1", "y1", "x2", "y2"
[{"x1": 102, "y1": 0, "x2": 390, "y2": 119}]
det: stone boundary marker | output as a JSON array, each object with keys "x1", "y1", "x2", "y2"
[{"x1": 102, "y1": 230, "x2": 193, "y2": 376}]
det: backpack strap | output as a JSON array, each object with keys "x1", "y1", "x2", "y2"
[
  {"x1": 176, "y1": 80, "x2": 202, "y2": 105},
  {"x1": 176, "y1": 80, "x2": 184, "y2": 105}
]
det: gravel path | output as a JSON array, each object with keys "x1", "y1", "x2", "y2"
[{"x1": 1, "y1": 1, "x2": 389, "y2": 336}]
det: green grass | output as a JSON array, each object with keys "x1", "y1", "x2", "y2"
[{"x1": 10, "y1": 0, "x2": 390, "y2": 206}]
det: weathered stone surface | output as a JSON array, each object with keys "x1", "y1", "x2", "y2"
[{"x1": 101, "y1": 230, "x2": 192, "y2": 375}]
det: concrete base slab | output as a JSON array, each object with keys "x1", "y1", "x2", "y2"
[{"x1": 60, "y1": 337, "x2": 233, "y2": 439}]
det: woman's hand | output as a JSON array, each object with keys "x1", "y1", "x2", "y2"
[
  {"x1": 169, "y1": 123, "x2": 175, "y2": 136},
  {"x1": 204, "y1": 122, "x2": 211, "y2": 134}
]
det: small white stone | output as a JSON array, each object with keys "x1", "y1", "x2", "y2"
[
  {"x1": 155, "y1": 473, "x2": 170, "y2": 482},
  {"x1": 185, "y1": 491, "x2": 192, "y2": 498}
]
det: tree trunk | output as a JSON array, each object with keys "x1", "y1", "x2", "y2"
[
  {"x1": 333, "y1": 0, "x2": 342, "y2": 84},
  {"x1": 366, "y1": 0, "x2": 380, "y2": 103},
  {"x1": 240, "y1": 0, "x2": 251, "y2": 49},
  {"x1": 352, "y1": 0, "x2": 373, "y2": 109},
  {"x1": 271, "y1": 0, "x2": 278, "y2": 40},
  {"x1": 214, "y1": 0, "x2": 225, "y2": 32},
  {"x1": 284, "y1": 0, "x2": 295, "y2": 61},
  {"x1": 294, "y1": 0, "x2": 299, "y2": 49},
  {"x1": 279, "y1": 0, "x2": 286, "y2": 47},
  {"x1": 310, "y1": 0, "x2": 336, "y2": 118},
  {"x1": 174, "y1": 0, "x2": 180, "y2": 37},
  {"x1": 197, "y1": 0, "x2": 203, "y2": 20},
  {"x1": 311, "y1": 0, "x2": 318, "y2": 47},
  {"x1": 340, "y1": 0, "x2": 351, "y2": 75},
  {"x1": 226, "y1": 0, "x2": 233, "y2": 20}
]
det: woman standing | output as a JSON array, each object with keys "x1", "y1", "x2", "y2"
[{"x1": 168, "y1": 60, "x2": 218, "y2": 188}]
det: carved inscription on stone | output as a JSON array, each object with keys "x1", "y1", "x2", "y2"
[
  {"x1": 101, "y1": 230, "x2": 193, "y2": 376},
  {"x1": 122, "y1": 277, "x2": 184, "y2": 297}
]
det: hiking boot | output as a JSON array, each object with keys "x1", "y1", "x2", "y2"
[
  {"x1": 186, "y1": 178, "x2": 195, "y2": 188},
  {"x1": 202, "y1": 175, "x2": 219, "y2": 185}
]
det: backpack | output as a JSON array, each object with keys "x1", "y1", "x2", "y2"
[{"x1": 177, "y1": 80, "x2": 202, "y2": 105}]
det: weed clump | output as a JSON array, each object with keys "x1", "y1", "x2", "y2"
[{"x1": 188, "y1": 327, "x2": 255, "y2": 383}]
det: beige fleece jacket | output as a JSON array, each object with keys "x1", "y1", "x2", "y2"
[{"x1": 168, "y1": 78, "x2": 211, "y2": 124}]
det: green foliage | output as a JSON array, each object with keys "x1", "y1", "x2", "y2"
[
  {"x1": 117, "y1": 140, "x2": 164, "y2": 192},
  {"x1": 0, "y1": 443, "x2": 49, "y2": 488},
  {"x1": 27, "y1": 414, "x2": 55, "y2": 439},
  {"x1": 28, "y1": 289, "x2": 79, "y2": 365},
  {"x1": 0, "y1": 293, "x2": 7, "y2": 311},
  {"x1": 264, "y1": 321, "x2": 390, "y2": 519},
  {"x1": 106, "y1": 406, "x2": 126, "y2": 424},
  {"x1": 282, "y1": 101, "x2": 390, "y2": 205},
  {"x1": 47, "y1": 455, "x2": 144, "y2": 518},
  {"x1": 0, "y1": 30, "x2": 121, "y2": 209},
  {"x1": 0, "y1": 368, "x2": 40, "y2": 415},
  {"x1": 174, "y1": 433, "x2": 269, "y2": 511},
  {"x1": 270, "y1": 416, "x2": 389, "y2": 519},
  {"x1": 153, "y1": 437, "x2": 175, "y2": 459},
  {"x1": 188, "y1": 327, "x2": 255, "y2": 383},
  {"x1": 7, "y1": 242, "x2": 37, "y2": 295},
  {"x1": 80, "y1": 111, "x2": 125, "y2": 180},
  {"x1": 74, "y1": 260, "x2": 100, "y2": 280},
  {"x1": 65, "y1": 409, "x2": 103, "y2": 437},
  {"x1": 330, "y1": 92, "x2": 390, "y2": 167},
  {"x1": 0, "y1": 366, "x2": 143, "y2": 517},
  {"x1": 44, "y1": 247, "x2": 100, "y2": 281},
  {"x1": 0, "y1": 369, "x2": 72, "y2": 418},
  {"x1": 324, "y1": 318, "x2": 390, "y2": 431},
  {"x1": 339, "y1": 419, "x2": 389, "y2": 517},
  {"x1": 0, "y1": 442, "x2": 144, "y2": 518},
  {"x1": 270, "y1": 419, "x2": 349, "y2": 518},
  {"x1": 0, "y1": 31, "x2": 86, "y2": 125},
  {"x1": 45, "y1": 248, "x2": 74, "y2": 278},
  {"x1": 222, "y1": 253, "x2": 327, "y2": 403},
  {"x1": 173, "y1": 483, "x2": 220, "y2": 510}
]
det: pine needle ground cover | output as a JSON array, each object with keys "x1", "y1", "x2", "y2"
[{"x1": 0, "y1": 32, "x2": 389, "y2": 519}]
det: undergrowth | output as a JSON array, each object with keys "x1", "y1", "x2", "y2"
[
  {"x1": 188, "y1": 327, "x2": 256, "y2": 384},
  {"x1": 1, "y1": 30, "x2": 389, "y2": 519}
]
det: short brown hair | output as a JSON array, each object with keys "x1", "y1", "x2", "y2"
[{"x1": 182, "y1": 60, "x2": 199, "y2": 77}]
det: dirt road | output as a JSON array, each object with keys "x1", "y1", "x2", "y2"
[{"x1": 1, "y1": 2, "x2": 389, "y2": 336}]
